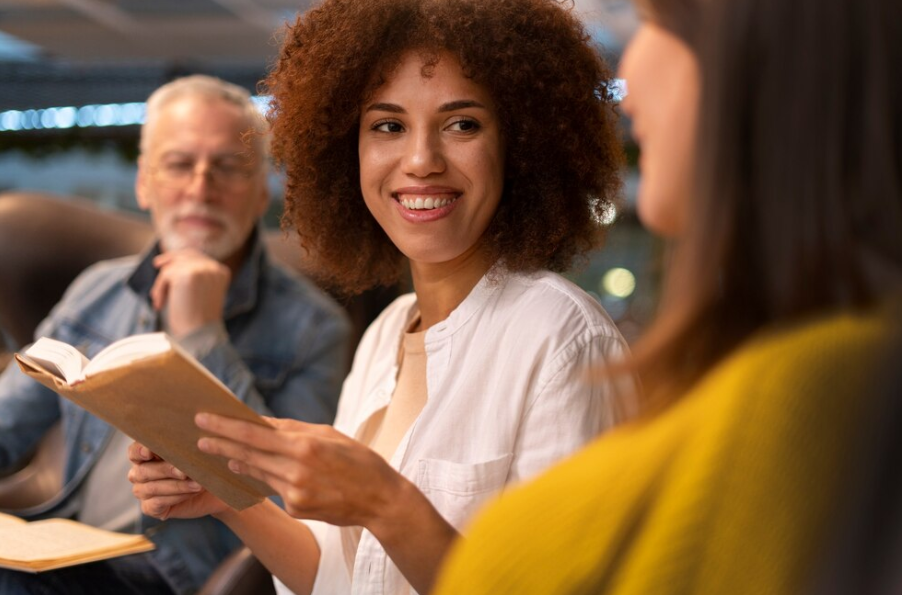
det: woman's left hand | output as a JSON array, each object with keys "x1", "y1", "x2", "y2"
[{"x1": 195, "y1": 414, "x2": 404, "y2": 528}]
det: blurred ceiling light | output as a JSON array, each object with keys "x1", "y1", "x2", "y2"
[{"x1": 0, "y1": 96, "x2": 271, "y2": 133}]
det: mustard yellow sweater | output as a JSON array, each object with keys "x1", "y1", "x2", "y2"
[{"x1": 434, "y1": 308, "x2": 895, "y2": 595}]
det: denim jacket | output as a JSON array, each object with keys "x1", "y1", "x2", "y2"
[{"x1": 0, "y1": 232, "x2": 351, "y2": 594}]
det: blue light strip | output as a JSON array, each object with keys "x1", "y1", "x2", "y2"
[
  {"x1": 0, "y1": 96, "x2": 274, "y2": 133},
  {"x1": 0, "y1": 103, "x2": 147, "y2": 132}
]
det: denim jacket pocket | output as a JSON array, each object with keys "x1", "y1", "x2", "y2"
[{"x1": 416, "y1": 453, "x2": 514, "y2": 530}]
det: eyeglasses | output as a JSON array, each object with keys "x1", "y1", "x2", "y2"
[{"x1": 149, "y1": 158, "x2": 258, "y2": 190}]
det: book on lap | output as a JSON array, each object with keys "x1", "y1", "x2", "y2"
[
  {"x1": 15, "y1": 332, "x2": 274, "y2": 511},
  {"x1": 0, "y1": 511, "x2": 155, "y2": 573}
]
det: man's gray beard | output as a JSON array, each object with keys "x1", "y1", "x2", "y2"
[{"x1": 159, "y1": 226, "x2": 241, "y2": 262}]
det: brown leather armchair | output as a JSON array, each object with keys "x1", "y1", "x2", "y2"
[
  {"x1": 0, "y1": 190, "x2": 399, "y2": 595},
  {"x1": 0, "y1": 192, "x2": 154, "y2": 515},
  {"x1": 0, "y1": 192, "x2": 153, "y2": 356}
]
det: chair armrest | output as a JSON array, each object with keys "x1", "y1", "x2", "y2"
[
  {"x1": 198, "y1": 546, "x2": 276, "y2": 595},
  {"x1": 0, "y1": 422, "x2": 64, "y2": 511}
]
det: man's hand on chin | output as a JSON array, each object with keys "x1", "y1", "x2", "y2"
[{"x1": 150, "y1": 249, "x2": 231, "y2": 337}]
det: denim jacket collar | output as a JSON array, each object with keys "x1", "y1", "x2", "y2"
[{"x1": 125, "y1": 227, "x2": 267, "y2": 321}]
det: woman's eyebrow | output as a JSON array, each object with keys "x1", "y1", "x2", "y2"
[
  {"x1": 438, "y1": 100, "x2": 486, "y2": 112},
  {"x1": 365, "y1": 102, "x2": 405, "y2": 113},
  {"x1": 364, "y1": 99, "x2": 487, "y2": 114}
]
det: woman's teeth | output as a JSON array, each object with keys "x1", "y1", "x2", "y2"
[{"x1": 399, "y1": 196, "x2": 458, "y2": 210}]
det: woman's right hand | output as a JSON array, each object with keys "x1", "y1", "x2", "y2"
[{"x1": 127, "y1": 441, "x2": 230, "y2": 520}]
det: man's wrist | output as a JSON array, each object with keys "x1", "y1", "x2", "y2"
[{"x1": 172, "y1": 321, "x2": 228, "y2": 358}]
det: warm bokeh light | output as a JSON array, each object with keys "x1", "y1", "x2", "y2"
[{"x1": 601, "y1": 267, "x2": 636, "y2": 299}]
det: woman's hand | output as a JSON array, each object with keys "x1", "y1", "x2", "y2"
[
  {"x1": 127, "y1": 441, "x2": 230, "y2": 520},
  {"x1": 195, "y1": 414, "x2": 404, "y2": 529},
  {"x1": 195, "y1": 415, "x2": 459, "y2": 593}
]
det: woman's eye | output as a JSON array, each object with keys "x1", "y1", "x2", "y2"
[
  {"x1": 447, "y1": 118, "x2": 480, "y2": 133},
  {"x1": 373, "y1": 120, "x2": 404, "y2": 133}
]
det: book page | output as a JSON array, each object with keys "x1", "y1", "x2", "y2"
[
  {"x1": 23, "y1": 339, "x2": 89, "y2": 385},
  {"x1": 83, "y1": 333, "x2": 172, "y2": 378},
  {"x1": 0, "y1": 519, "x2": 152, "y2": 564},
  {"x1": 0, "y1": 512, "x2": 27, "y2": 527}
]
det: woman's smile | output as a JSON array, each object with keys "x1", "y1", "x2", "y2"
[
  {"x1": 394, "y1": 185, "x2": 461, "y2": 211},
  {"x1": 392, "y1": 185, "x2": 462, "y2": 222}
]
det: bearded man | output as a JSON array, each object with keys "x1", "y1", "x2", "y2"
[{"x1": 0, "y1": 75, "x2": 350, "y2": 595}]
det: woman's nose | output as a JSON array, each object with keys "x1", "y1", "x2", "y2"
[{"x1": 402, "y1": 130, "x2": 446, "y2": 178}]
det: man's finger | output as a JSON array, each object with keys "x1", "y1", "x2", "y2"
[
  {"x1": 129, "y1": 460, "x2": 190, "y2": 483},
  {"x1": 149, "y1": 270, "x2": 170, "y2": 311},
  {"x1": 127, "y1": 441, "x2": 160, "y2": 463},
  {"x1": 132, "y1": 478, "x2": 202, "y2": 499}
]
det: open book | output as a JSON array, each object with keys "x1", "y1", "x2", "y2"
[
  {"x1": 0, "y1": 511, "x2": 154, "y2": 572},
  {"x1": 15, "y1": 333, "x2": 275, "y2": 511},
  {"x1": 23, "y1": 334, "x2": 174, "y2": 386}
]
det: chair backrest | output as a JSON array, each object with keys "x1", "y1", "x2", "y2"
[
  {"x1": 0, "y1": 192, "x2": 153, "y2": 350},
  {"x1": 0, "y1": 191, "x2": 400, "y2": 355}
]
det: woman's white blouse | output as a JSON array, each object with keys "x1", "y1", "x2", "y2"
[{"x1": 275, "y1": 269, "x2": 636, "y2": 595}]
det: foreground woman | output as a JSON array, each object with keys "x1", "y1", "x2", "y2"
[
  {"x1": 433, "y1": 0, "x2": 902, "y2": 592},
  {"x1": 129, "y1": 0, "x2": 633, "y2": 593}
]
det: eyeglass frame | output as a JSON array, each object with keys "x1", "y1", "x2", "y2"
[{"x1": 146, "y1": 153, "x2": 263, "y2": 191}]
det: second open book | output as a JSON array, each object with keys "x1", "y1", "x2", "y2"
[
  {"x1": 15, "y1": 333, "x2": 274, "y2": 511},
  {"x1": 0, "y1": 512, "x2": 154, "y2": 572}
]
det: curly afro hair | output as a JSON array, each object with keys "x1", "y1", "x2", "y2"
[{"x1": 265, "y1": 0, "x2": 623, "y2": 294}]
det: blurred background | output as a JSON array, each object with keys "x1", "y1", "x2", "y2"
[{"x1": 0, "y1": 0, "x2": 661, "y2": 343}]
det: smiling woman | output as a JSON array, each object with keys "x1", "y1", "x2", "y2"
[
  {"x1": 268, "y1": 0, "x2": 624, "y2": 294},
  {"x1": 127, "y1": 1, "x2": 634, "y2": 594}
]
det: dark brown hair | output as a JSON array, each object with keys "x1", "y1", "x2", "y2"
[
  {"x1": 264, "y1": 0, "x2": 623, "y2": 293},
  {"x1": 633, "y1": 0, "x2": 902, "y2": 403}
]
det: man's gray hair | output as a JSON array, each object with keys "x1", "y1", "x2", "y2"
[{"x1": 140, "y1": 74, "x2": 269, "y2": 161}]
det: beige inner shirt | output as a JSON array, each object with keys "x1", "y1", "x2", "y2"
[{"x1": 343, "y1": 317, "x2": 429, "y2": 590}]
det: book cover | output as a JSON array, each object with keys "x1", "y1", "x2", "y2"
[{"x1": 15, "y1": 343, "x2": 275, "y2": 511}]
